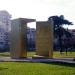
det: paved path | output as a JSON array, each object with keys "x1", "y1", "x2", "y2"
[{"x1": 0, "y1": 56, "x2": 75, "y2": 64}]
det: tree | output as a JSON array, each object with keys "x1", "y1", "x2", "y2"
[{"x1": 48, "y1": 15, "x2": 73, "y2": 54}]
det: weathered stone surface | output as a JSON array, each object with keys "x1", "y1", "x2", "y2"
[
  {"x1": 36, "y1": 21, "x2": 53, "y2": 58},
  {"x1": 10, "y1": 19, "x2": 27, "y2": 58},
  {"x1": 10, "y1": 18, "x2": 35, "y2": 58},
  {"x1": 10, "y1": 18, "x2": 53, "y2": 58}
]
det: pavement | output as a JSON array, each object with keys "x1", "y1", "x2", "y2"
[{"x1": 0, "y1": 56, "x2": 75, "y2": 64}]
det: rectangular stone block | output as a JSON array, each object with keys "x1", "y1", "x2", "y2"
[
  {"x1": 36, "y1": 21, "x2": 53, "y2": 58},
  {"x1": 10, "y1": 19, "x2": 27, "y2": 58}
]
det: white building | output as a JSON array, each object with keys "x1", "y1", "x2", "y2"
[
  {"x1": 0, "y1": 10, "x2": 11, "y2": 51},
  {"x1": 0, "y1": 22, "x2": 6, "y2": 50},
  {"x1": 0, "y1": 10, "x2": 11, "y2": 32}
]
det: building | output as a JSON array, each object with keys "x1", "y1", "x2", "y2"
[
  {"x1": 0, "y1": 10, "x2": 11, "y2": 51},
  {"x1": 0, "y1": 22, "x2": 7, "y2": 51},
  {"x1": 0, "y1": 10, "x2": 11, "y2": 32},
  {"x1": 26, "y1": 28, "x2": 36, "y2": 51}
]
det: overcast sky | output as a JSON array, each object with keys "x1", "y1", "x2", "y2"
[{"x1": 0, "y1": 0, "x2": 75, "y2": 29}]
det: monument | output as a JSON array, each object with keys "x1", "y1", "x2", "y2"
[
  {"x1": 10, "y1": 18, "x2": 53, "y2": 59},
  {"x1": 36, "y1": 21, "x2": 53, "y2": 58},
  {"x1": 10, "y1": 18, "x2": 35, "y2": 58}
]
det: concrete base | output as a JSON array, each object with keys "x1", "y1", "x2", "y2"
[{"x1": 32, "y1": 55, "x2": 47, "y2": 59}]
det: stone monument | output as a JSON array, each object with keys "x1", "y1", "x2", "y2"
[
  {"x1": 10, "y1": 18, "x2": 35, "y2": 58},
  {"x1": 10, "y1": 18, "x2": 53, "y2": 59},
  {"x1": 36, "y1": 21, "x2": 53, "y2": 58}
]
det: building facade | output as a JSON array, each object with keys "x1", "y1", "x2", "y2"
[
  {"x1": 0, "y1": 10, "x2": 11, "y2": 32},
  {"x1": 26, "y1": 28, "x2": 36, "y2": 51},
  {"x1": 0, "y1": 10, "x2": 11, "y2": 51}
]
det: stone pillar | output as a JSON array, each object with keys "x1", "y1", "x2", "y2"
[
  {"x1": 10, "y1": 19, "x2": 27, "y2": 58},
  {"x1": 36, "y1": 21, "x2": 53, "y2": 58}
]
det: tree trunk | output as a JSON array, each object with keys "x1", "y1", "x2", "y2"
[
  {"x1": 58, "y1": 36, "x2": 63, "y2": 54},
  {"x1": 58, "y1": 26, "x2": 63, "y2": 54}
]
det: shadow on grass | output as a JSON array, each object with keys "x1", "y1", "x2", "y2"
[
  {"x1": 0, "y1": 54, "x2": 9, "y2": 57},
  {"x1": 41, "y1": 62, "x2": 75, "y2": 68},
  {"x1": 0, "y1": 67, "x2": 8, "y2": 71}
]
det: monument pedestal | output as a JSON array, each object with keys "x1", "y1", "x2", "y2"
[{"x1": 32, "y1": 55, "x2": 47, "y2": 59}]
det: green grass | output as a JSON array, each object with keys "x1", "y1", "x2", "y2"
[
  {"x1": 27, "y1": 51, "x2": 36, "y2": 57},
  {"x1": 27, "y1": 51, "x2": 75, "y2": 58},
  {"x1": 0, "y1": 51, "x2": 75, "y2": 58},
  {"x1": 0, "y1": 52, "x2": 75, "y2": 75},
  {"x1": 53, "y1": 51, "x2": 75, "y2": 58},
  {"x1": 0, "y1": 62, "x2": 75, "y2": 75},
  {"x1": 0, "y1": 52, "x2": 10, "y2": 57}
]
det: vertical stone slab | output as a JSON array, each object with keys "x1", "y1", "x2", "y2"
[
  {"x1": 10, "y1": 19, "x2": 27, "y2": 58},
  {"x1": 36, "y1": 21, "x2": 53, "y2": 58}
]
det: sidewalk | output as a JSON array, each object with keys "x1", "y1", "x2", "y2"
[{"x1": 0, "y1": 56, "x2": 75, "y2": 64}]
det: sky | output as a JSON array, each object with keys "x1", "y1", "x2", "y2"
[{"x1": 0, "y1": 0, "x2": 75, "y2": 29}]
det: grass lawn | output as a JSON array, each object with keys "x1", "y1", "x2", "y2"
[
  {"x1": 0, "y1": 52, "x2": 10, "y2": 57},
  {"x1": 0, "y1": 51, "x2": 75, "y2": 58},
  {"x1": 53, "y1": 51, "x2": 75, "y2": 58},
  {"x1": 0, "y1": 51, "x2": 75, "y2": 75},
  {"x1": 0, "y1": 62, "x2": 75, "y2": 75}
]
